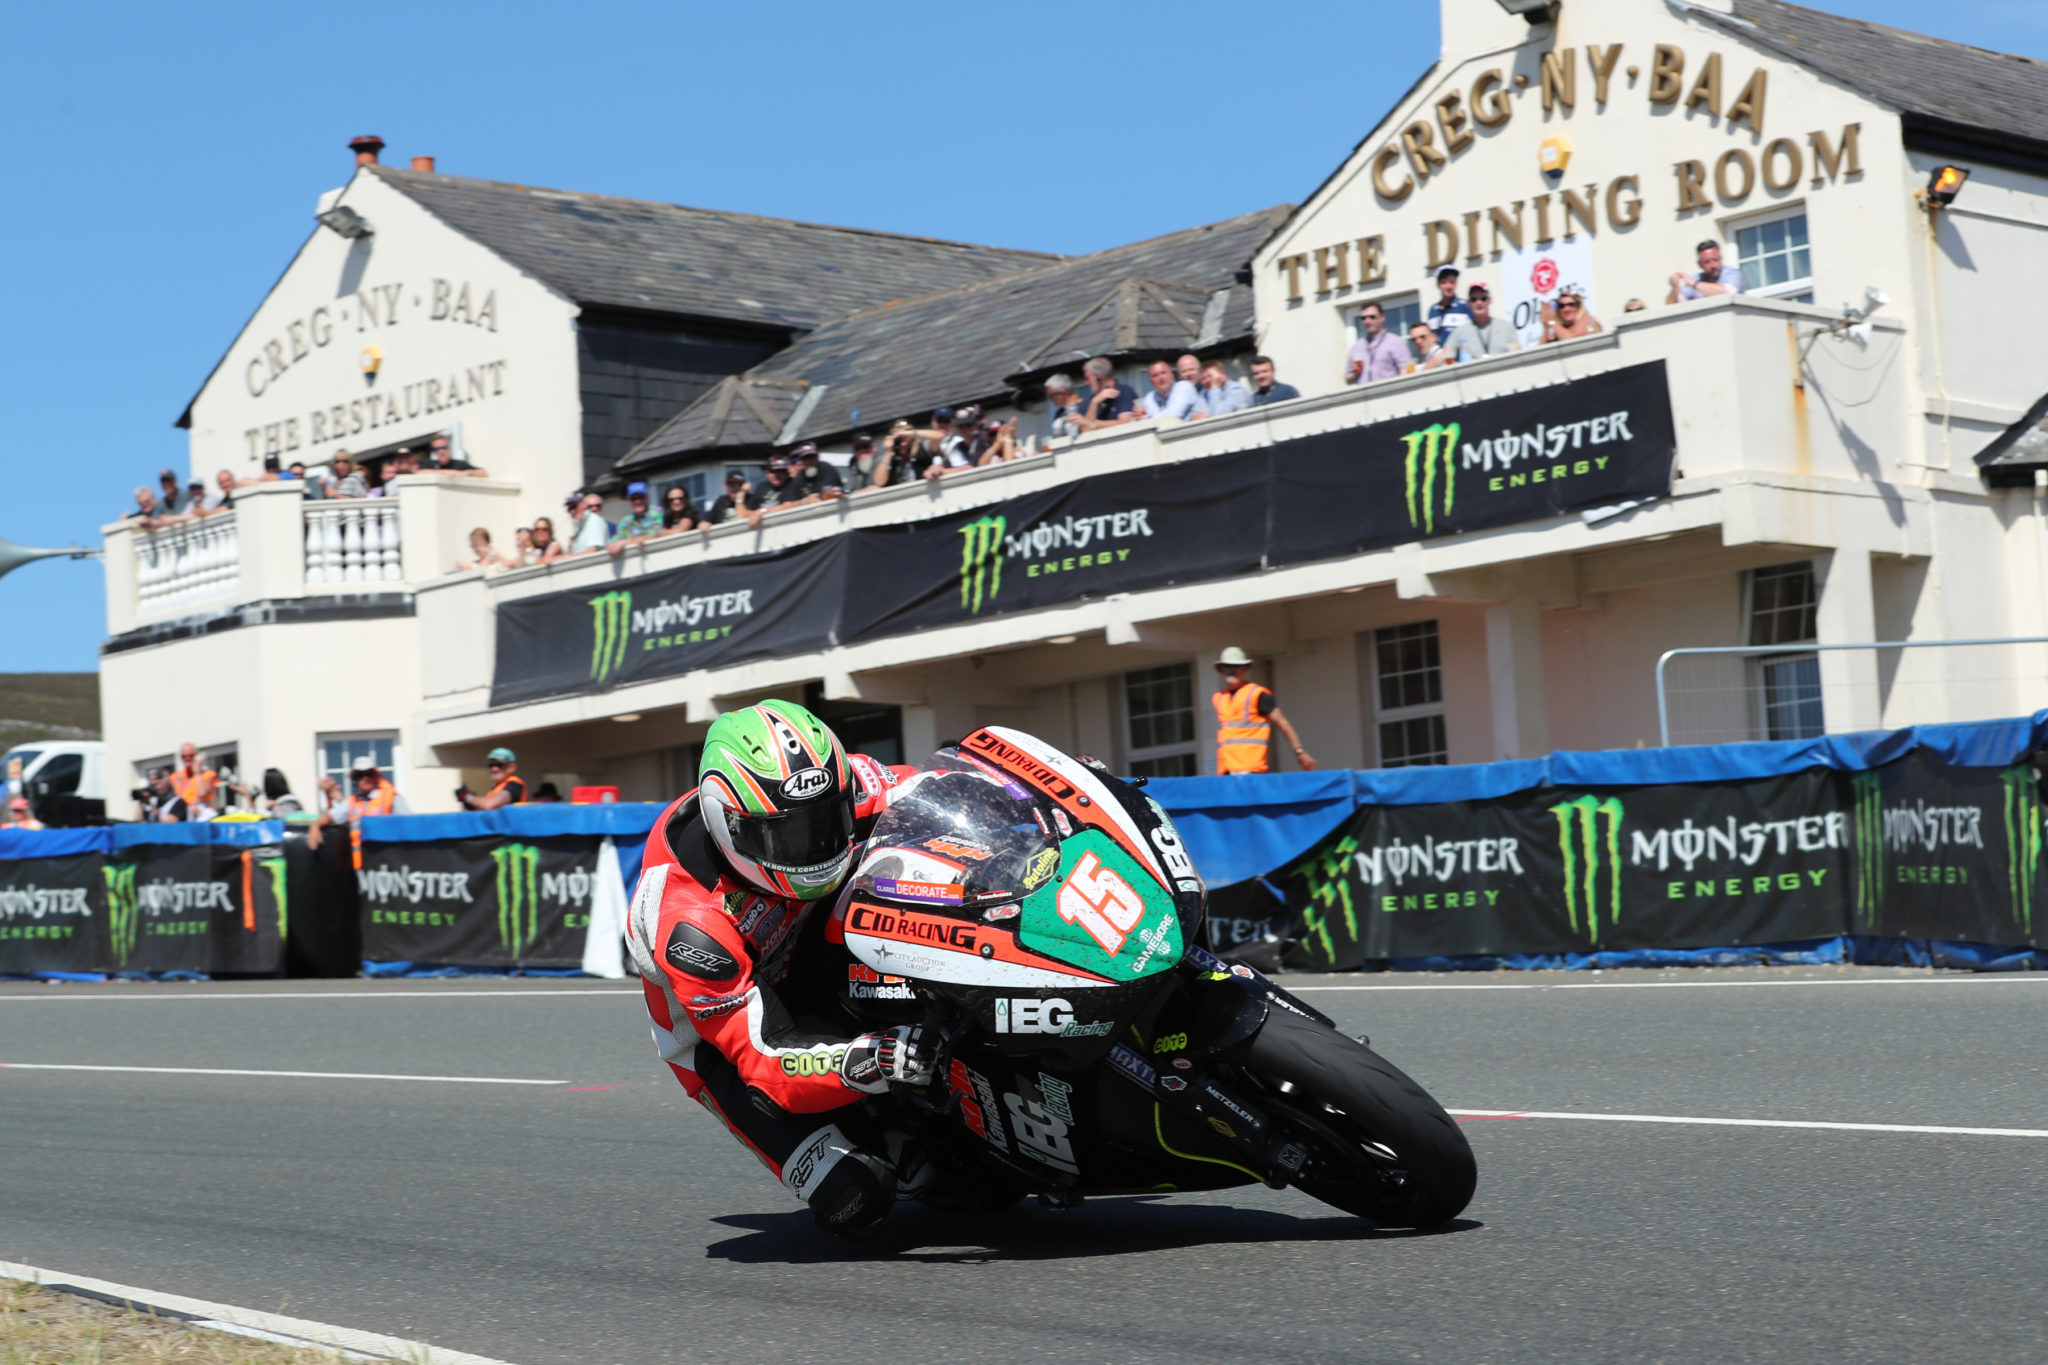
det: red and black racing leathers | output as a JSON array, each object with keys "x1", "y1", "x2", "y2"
[{"x1": 626, "y1": 753, "x2": 910, "y2": 1219}]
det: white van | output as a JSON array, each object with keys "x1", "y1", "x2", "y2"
[{"x1": 3, "y1": 741, "x2": 106, "y2": 825}]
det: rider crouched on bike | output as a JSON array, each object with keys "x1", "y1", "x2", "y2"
[{"x1": 626, "y1": 699, "x2": 930, "y2": 1235}]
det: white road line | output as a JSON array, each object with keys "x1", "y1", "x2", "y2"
[
  {"x1": 0, "y1": 1062, "x2": 568, "y2": 1085},
  {"x1": 0, "y1": 1257, "x2": 520, "y2": 1365},
  {"x1": 1449, "y1": 1108, "x2": 2048, "y2": 1138},
  {"x1": 0, "y1": 988, "x2": 639, "y2": 1002},
  {"x1": 1291, "y1": 975, "x2": 2048, "y2": 992}
]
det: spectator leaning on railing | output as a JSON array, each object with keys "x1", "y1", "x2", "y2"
[
  {"x1": 1137, "y1": 360, "x2": 1200, "y2": 420},
  {"x1": 1079, "y1": 356, "x2": 1138, "y2": 430},
  {"x1": 1446, "y1": 283, "x2": 1520, "y2": 361},
  {"x1": 790, "y1": 443, "x2": 845, "y2": 500},
  {"x1": 660, "y1": 483, "x2": 698, "y2": 532},
  {"x1": 566, "y1": 490, "x2": 610, "y2": 554},
  {"x1": 608, "y1": 481, "x2": 665, "y2": 558},
  {"x1": 1192, "y1": 360, "x2": 1250, "y2": 419},
  {"x1": 331, "y1": 452, "x2": 369, "y2": 498},
  {"x1": 1346, "y1": 302, "x2": 1408, "y2": 385},
  {"x1": 1407, "y1": 321, "x2": 1452, "y2": 373},
  {"x1": 705, "y1": 470, "x2": 760, "y2": 526},
  {"x1": 1247, "y1": 356, "x2": 1300, "y2": 406},
  {"x1": 157, "y1": 469, "x2": 188, "y2": 516},
  {"x1": 1667, "y1": 239, "x2": 1746, "y2": 304},
  {"x1": 427, "y1": 433, "x2": 486, "y2": 477},
  {"x1": 129, "y1": 486, "x2": 166, "y2": 529},
  {"x1": 1044, "y1": 375, "x2": 1085, "y2": 440},
  {"x1": 1542, "y1": 288, "x2": 1604, "y2": 342},
  {"x1": 529, "y1": 517, "x2": 564, "y2": 564},
  {"x1": 1425, "y1": 266, "x2": 1473, "y2": 345}
]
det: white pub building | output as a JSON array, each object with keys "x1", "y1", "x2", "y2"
[{"x1": 101, "y1": 0, "x2": 2048, "y2": 814}]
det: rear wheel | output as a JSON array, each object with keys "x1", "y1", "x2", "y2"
[{"x1": 1234, "y1": 1005, "x2": 1475, "y2": 1227}]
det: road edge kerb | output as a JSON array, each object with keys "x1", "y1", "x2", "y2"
[{"x1": 0, "y1": 1259, "x2": 520, "y2": 1365}]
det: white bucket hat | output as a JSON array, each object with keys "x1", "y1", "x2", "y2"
[{"x1": 1216, "y1": 646, "x2": 1253, "y2": 669}]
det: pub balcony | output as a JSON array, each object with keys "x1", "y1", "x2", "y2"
[
  {"x1": 413, "y1": 293, "x2": 1939, "y2": 742},
  {"x1": 102, "y1": 474, "x2": 523, "y2": 640}
]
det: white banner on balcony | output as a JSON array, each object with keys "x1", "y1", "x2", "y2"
[{"x1": 1487, "y1": 235, "x2": 1596, "y2": 349}]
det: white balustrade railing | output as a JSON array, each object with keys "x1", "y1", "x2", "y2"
[
  {"x1": 134, "y1": 516, "x2": 240, "y2": 616},
  {"x1": 304, "y1": 501, "x2": 403, "y2": 585}
]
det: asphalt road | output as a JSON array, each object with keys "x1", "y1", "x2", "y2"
[{"x1": 3, "y1": 968, "x2": 2045, "y2": 1364}]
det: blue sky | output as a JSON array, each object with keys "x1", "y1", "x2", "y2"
[{"x1": 2, "y1": 0, "x2": 2042, "y2": 671}]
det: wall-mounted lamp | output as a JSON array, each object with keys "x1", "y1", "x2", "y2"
[
  {"x1": 316, "y1": 205, "x2": 373, "y2": 239},
  {"x1": 1924, "y1": 165, "x2": 1970, "y2": 208},
  {"x1": 359, "y1": 345, "x2": 383, "y2": 376},
  {"x1": 1494, "y1": 0, "x2": 1559, "y2": 23}
]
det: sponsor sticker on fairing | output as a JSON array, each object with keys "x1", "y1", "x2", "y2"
[{"x1": 875, "y1": 877, "x2": 964, "y2": 904}]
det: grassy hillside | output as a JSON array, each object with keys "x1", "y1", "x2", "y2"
[{"x1": 0, "y1": 672, "x2": 101, "y2": 745}]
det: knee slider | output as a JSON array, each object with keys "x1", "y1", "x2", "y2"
[{"x1": 784, "y1": 1124, "x2": 893, "y2": 1235}]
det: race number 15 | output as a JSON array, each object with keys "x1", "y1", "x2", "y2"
[{"x1": 1057, "y1": 850, "x2": 1145, "y2": 953}]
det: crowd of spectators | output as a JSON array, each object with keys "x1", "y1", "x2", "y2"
[
  {"x1": 126, "y1": 432, "x2": 489, "y2": 531},
  {"x1": 1338, "y1": 240, "x2": 1743, "y2": 388}
]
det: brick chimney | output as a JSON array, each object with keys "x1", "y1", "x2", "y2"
[
  {"x1": 349, "y1": 135, "x2": 385, "y2": 166},
  {"x1": 410, "y1": 155, "x2": 436, "y2": 173}
]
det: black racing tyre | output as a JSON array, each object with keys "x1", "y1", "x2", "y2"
[{"x1": 1235, "y1": 1004, "x2": 1476, "y2": 1227}]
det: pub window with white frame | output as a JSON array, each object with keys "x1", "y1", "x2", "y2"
[
  {"x1": 1746, "y1": 562, "x2": 1824, "y2": 740},
  {"x1": 1356, "y1": 294, "x2": 1421, "y2": 343},
  {"x1": 1372, "y1": 621, "x2": 1448, "y2": 767},
  {"x1": 318, "y1": 732, "x2": 402, "y2": 794},
  {"x1": 1123, "y1": 662, "x2": 1199, "y2": 777},
  {"x1": 1730, "y1": 206, "x2": 1812, "y2": 303}
]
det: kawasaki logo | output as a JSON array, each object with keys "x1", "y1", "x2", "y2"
[
  {"x1": 492, "y1": 843, "x2": 540, "y2": 957},
  {"x1": 103, "y1": 862, "x2": 138, "y2": 967},
  {"x1": 590, "y1": 590, "x2": 632, "y2": 683},
  {"x1": 958, "y1": 515, "x2": 1005, "y2": 614},
  {"x1": 1852, "y1": 771, "x2": 1882, "y2": 918},
  {"x1": 1551, "y1": 794, "x2": 1622, "y2": 943},
  {"x1": 2001, "y1": 767, "x2": 2040, "y2": 934},
  {"x1": 1401, "y1": 422, "x2": 1459, "y2": 534}
]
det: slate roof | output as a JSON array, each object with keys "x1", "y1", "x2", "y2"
[
  {"x1": 1716, "y1": 0, "x2": 2048, "y2": 157},
  {"x1": 369, "y1": 166, "x2": 1058, "y2": 332},
  {"x1": 618, "y1": 376, "x2": 810, "y2": 472},
  {"x1": 617, "y1": 205, "x2": 1288, "y2": 464}
]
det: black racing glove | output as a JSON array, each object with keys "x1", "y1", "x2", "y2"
[{"x1": 841, "y1": 1026, "x2": 933, "y2": 1093}]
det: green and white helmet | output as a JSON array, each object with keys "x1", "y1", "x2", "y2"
[{"x1": 697, "y1": 700, "x2": 857, "y2": 901}]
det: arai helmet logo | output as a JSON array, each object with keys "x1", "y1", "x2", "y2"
[{"x1": 782, "y1": 768, "x2": 831, "y2": 800}]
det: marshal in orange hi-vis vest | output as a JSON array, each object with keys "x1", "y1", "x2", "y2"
[{"x1": 1212, "y1": 682, "x2": 1273, "y2": 774}]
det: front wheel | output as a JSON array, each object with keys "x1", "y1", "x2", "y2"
[{"x1": 1234, "y1": 1004, "x2": 1476, "y2": 1227}]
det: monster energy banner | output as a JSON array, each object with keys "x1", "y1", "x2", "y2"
[
  {"x1": 489, "y1": 367, "x2": 1673, "y2": 701},
  {"x1": 1267, "y1": 361, "x2": 1676, "y2": 566},
  {"x1": 0, "y1": 841, "x2": 287, "y2": 976},
  {"x1": 490, "y1": 538, "x2": 845, "y2": 707},
  {"x1": 357, "y1": 836, "x2": 600, "y2": 968},
  {"x1": 839, "y1": 451, "x2": 1271, "y2": 640},
  {"x1": 1269, "y1": 754, "x2": 2047, "y2": 967}
]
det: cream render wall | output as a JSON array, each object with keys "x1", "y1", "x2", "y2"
[
  {"x1": 183, "y1": 169, "x2": 585, "y2": 541},
  {"x1": 1254, "y1": 0, "x2": 1913, "y2": 422}
]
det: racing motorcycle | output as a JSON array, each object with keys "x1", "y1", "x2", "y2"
[{"x1": 832, "y1": 726, "x2": 1476, "y2": 1227}]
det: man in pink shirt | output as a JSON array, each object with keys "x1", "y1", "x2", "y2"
[{"x1": 1345, "y1": 302, "x2": 1409, "y2": 386}]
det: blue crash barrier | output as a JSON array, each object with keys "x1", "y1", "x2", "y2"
[{"x1": 1145, "y1": 709, "x2": 2048, "y2": 886}]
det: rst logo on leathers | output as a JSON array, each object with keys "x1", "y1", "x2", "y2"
[{"x1": 664, "y1": 920, "x2": 741, "y2": 980}]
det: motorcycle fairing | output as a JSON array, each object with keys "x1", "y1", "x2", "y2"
[
  {"x1": 842, "y1": 899, "x2": 1111, "y2": 990},
  {"x1": 959, "y1": 727, "x2": 1169, "y2": 885}
]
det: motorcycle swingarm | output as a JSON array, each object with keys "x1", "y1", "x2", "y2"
[{"x1": 1101, "y1": 1041, "x2": 1307, "y2": 1187}]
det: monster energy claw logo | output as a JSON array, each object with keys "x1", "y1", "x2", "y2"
[
  {"x1": 1401, "y1": 422, "x2": 1460, "y2": 534},
  {"x1": 493, "y1": 843, "x2": 540, "y2": 957},
  {"x1": 1289, "y1": 834, "x2": 1360, "y2": 963},
  {"x1": 589, "y1": 590, "x2": 632, "y2": 682},
  {"x1": 958, "y1": 515, "x2": 1005, "y2": 615},
  {"x1": 1852, "y1": 771, "x2": 1883, "y2": 917},
  {"x1": 2001, "y1": 767, "x2": 2040, "y2": 934},
  {"x1": 1551, "y1": 794, "x2": 1622, "y2": 942},
  {"x1": 103, "y1": 862, "x2": 139, "y2": 967}
]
